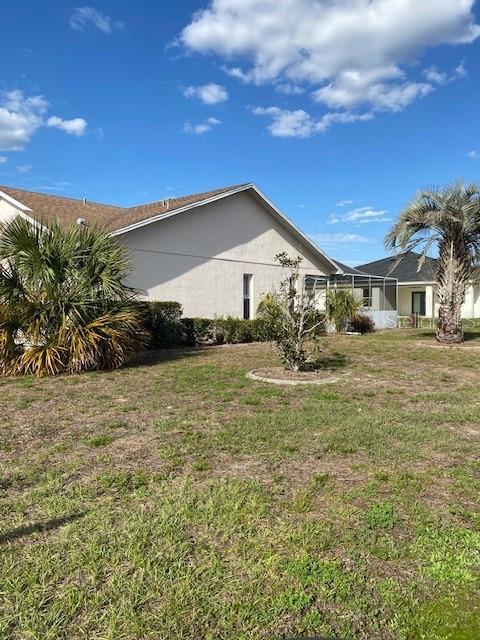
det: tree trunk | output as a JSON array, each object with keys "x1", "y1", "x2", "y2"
[{"x1": 435, "y1": 240, "x2": 468, "y2": 344}]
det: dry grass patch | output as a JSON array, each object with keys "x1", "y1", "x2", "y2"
[{"x1": 0, "y1": 330, "x2": 479, "y2": 639}]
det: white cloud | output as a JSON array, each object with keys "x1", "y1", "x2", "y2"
[
  {"x1": 275, "y1": 83, "x2": 305, "y2": 95},
  {"x1": 252, "y1": 106, "x2": 373, "y2": 137},
  {"x1": 222, "y1": 66, "x2": 252, "y2": 82},
  {"x1": 468, "y1": 149, "x2": 479, "y2": 159},
  {"x1": 16, "y1": 164, "x2": 32, "y2": 174},
  {"x1": 422, "y1": 67, "x2": 449, "y2": 85},
  {"x1": 183, "y1": 83, "x2": 228, "y2": 104},
  {"x1": 182, "y1": 0, "x2": 479, "y2": 84},
  {"x1": 329, "y1": 205, "x2": 391, "y2": 225},
  {"x1": 336, "y1": 199, "x2": 354, "y2": 207},
  {"x1": 47, "y1": 116, "x2": 88, "y2": 136},
  {"x1": 70, "y1": 6, "x2": 123, "y2": 34},
  {"x1": 36, "y1": 181, "x2": 71, "y2": 192},
  {"x1": 423, "y1": 61, "x2": 467, "y2": 85},
  {"x1": 0, "y1": 90, "x2": 88, "y2": 151},
  {"x1": 182, "y1": 0, "x2": 479, "y2": 129},
  {"x1": 0, "y1": 90, "x2": 47, "y2": 151},
  {"x1": 183, "y1": 116, "x2": 221, "y2": 134},
  {"x1": 312, "y1": 67, "x2": 433, "y2": 112},
  {"x1": 311, "y1": 232, "x2": 374, "y2": 247},
  {"x1": 251, "y1": 107, "x2": 315, "y2": 138},
  {"x1": 0, "y1": 156, "x2": 7, "y2": 163}
]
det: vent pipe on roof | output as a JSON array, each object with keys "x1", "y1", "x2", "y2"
[{"x1": 82, "y1": 197, "x2": 87, "y2": 204}]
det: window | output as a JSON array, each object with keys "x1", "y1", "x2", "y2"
[
  {"x1": 243, "y1": 274, "x2": 253, "y2": 320},
  {"x1": 304, "y1": 277, "x2": 315, "y2": 304},
  {"x1": 362, "y1": 287, "x2": 372, "y2": 308},
  {"x1": 412, "y1": 291, "x2": 426, "y2": 316}
]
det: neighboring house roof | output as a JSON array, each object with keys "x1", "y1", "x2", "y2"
[
  {"x1": 357, "y1": 251, "x2": 438, "y2": 282},
  {"x1": 332, "y1": 259, "x2": 376, "y2": 277},
  {"x1": 0, "y1": 183, "x2": 342, "y2": 274}
]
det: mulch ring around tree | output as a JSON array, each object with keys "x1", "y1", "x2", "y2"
[
  {"x1": 247, "y1": 367, "x2": 343, "y2": 386},
  {"x1": 415, "y1": 340, "x2": 480, "y2": 350}
]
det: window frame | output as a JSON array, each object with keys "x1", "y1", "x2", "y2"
[
  {"x1": 243, "y1": 274, "x2": 253, "y2": 320},
  {"x1": 411, "y1": 291, "x2": 426, "y2": 316}
]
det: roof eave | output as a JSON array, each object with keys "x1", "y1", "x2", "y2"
[
  {"x1": 0, "y1": 189, "x2": 48, "y2": 230},
  {"x1": 0, "y1": 189, "x2": 33, "y2": 212}
]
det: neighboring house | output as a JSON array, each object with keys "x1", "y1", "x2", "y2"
[
  {"x1": 0, "y1": 182, "x2": 398, "y2": 326},
  {"x1": 357, "y1": 251, "x2": 480, "y2": 319}
]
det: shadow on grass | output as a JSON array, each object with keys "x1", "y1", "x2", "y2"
[
  {"x1": 417, "y1": 330, "x2": 480, "y2": 343},
  {"x1": 305, "y1": 351, "x2": 349, "y2": 372},
  {"x1": 0, "y1": 512, "x2": 85, "y2": 545},
  {"x1": 126, "y1": 346, "x2": 209, "y2": 369}
]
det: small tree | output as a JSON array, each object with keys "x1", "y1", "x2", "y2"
[
  {"x1": 325, "y1": 288, "x2": 364, "y2": 333},
  {"x1": 258, "y1": 252, "x2": 325, "y2": 371}
]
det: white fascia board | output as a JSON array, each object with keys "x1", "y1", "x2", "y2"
[
  {"x1": 0, "y1": 189, "x2": 33, "y2": 212},
  {"x1": 400, "y1": 281, "x2": 435, "y2": 286},
  {"x1": 111, "y1": 183, "x2": 342, "y2": 275},
  {"x1": 0, "y1": 189, "x2": 45, "y2": 229}
]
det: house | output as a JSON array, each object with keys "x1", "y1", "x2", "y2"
[
  {"x1": 0, "y1": 183, "x2": 398, "y2": 326},
  {"x1": 357, "y1": 251, "x2": 480, "y2": 319}
]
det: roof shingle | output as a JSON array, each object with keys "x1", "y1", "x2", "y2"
[
  {"x1": 0, "y1": 183, "x2": 250, "y2": 232},
  {"x1": 356, "y1": 251, "x2": 438, "y2": 282}
]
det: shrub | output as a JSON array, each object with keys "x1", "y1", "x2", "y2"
[
  {"x1": 142, "y1": 301, "x2": 185, "y2": 348},
  {"x1": 349, "y1": 313, "x2": 375, "y2": 334},
  {"x1": 181, "y1": 317, "x2": 263, "y2": 346},
  {"x1": 0, "y1": 217, "x2": 146, "y2": 377},
  {"x1": 181, "y1": 318, "x2": 215, "y2": 345},
  {"x1": 215, "y1": 317, "x2": 258, "y2": 344},
  {"x1": 141, "y1": 303, "x2": 268, "y2": 349},
  {"x1": 256, "y1": 293, "x2": 284, "y2": 341},
  {"x1": 325, "y1": 288, "x2": 364, "y2": 333}
]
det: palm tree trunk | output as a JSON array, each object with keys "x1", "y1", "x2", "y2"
[{"x1": 436, "y1": 240, "x2": 468, "y2": 344}]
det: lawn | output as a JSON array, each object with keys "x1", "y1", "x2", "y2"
[{"x1": 0, "y1": 329, "x2": 479, "y2": 640}]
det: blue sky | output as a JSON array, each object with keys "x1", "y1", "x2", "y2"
[{"x1": 1, "y1": 0, "x2": 479, "y2": 265}]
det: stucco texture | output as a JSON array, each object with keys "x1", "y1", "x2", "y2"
[{"x1": 121, "y1": 191, "x2": 332, "y2": 318}]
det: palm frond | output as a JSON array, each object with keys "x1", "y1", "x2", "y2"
[{"x1": 0, "y1": 218, "x2": 148, "y2": 376}]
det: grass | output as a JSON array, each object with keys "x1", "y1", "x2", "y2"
[{"x1": 0, "y1": 329, "x2": 479, "y2": 639}]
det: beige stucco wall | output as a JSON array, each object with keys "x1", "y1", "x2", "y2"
[
  {"x1": 398, "y1": 284, "x2": 434, "y2": 316},
  {"x1": 398, "y1": 283, "x2": 480, "y2": 318},
  {"x1": 461, "y1": 283, "x2": 480, "y2": 318},
  {"x1": 120, "y1": 191, "x2": 332, "y2": 318}
]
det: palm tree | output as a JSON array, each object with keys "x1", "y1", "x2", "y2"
[
  {"x1": 386, "y1": 181, "x2": 480, "y2": 344},
  {"x1": 0, "y1": 217, "x2": 146, "y2": 376},
  {"x1": 325, "y1": 288, "x2": 364, "y2": 334}
]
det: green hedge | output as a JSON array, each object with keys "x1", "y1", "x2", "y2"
[
  {"x1": 140, "y1": 301, "x2": 185, "y2": 348},
  {"x1": 141, "y1": 302, "x2": 267, "y2": 348},
  {"x1": 182, "y1": 317, "x2": 264, "y2": 345}
]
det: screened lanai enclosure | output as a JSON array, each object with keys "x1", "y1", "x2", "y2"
[{"x1": 305, "y1": 264, "x2": 398, "y2": 330}]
